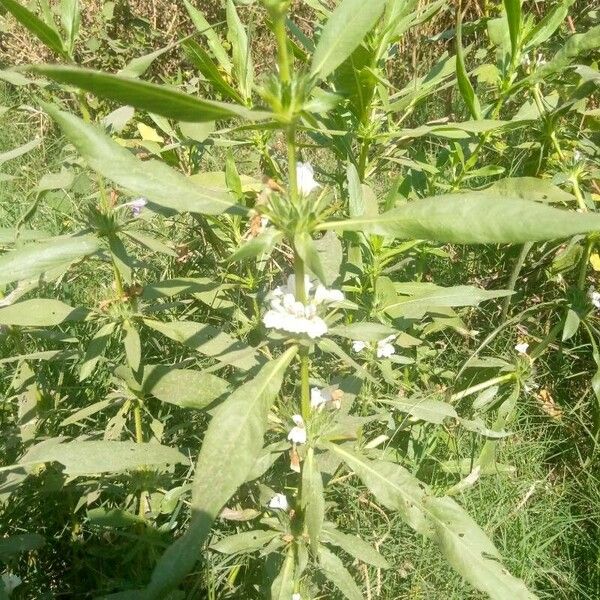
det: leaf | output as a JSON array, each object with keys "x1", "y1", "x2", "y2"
[
  {"x1": 183, "y1": 39, "x2": 244, "y2": 104},
  {"x1": 485, "y1": 177, "x2": 575, "y2": 204},
  {"x1": 20, "y1": 439, "x2": 189, "y2": 476},
  {"x1": 0, "y1": 138, "x2": 42, "y2": 166},
  {"x1": 503, "y1": 0, "x2": 522, "y2": 60},
  {"x1": 327, "y1": 444, "x2": 537, "y2": 600},
  {"x1": 60, "y1": 398, "x2": 115, "y2": 427},
  {"x1": 459, "y1": 417, "x2": 512, "y2": 439},
  {"x1": 384, "y1": 284, "x2": 512, "y2": 319},
  {"x1": 211, "y1": 530, "x2": 280, "y2": 554},
  {"x1": 313, "y1": 231, "x2": 343, "y2": 286},
  {"x1": 271, "y1": 547, "x2": 295, "y2": 600},
  {"x1": 330, "y1": 322, "x2": 397, "y2": 341},
  {"x1": 391, "y1": 397, "x2": 458, "y2": 425},
  {"x1": 79, "y1": 322, "x2": 116, "y2": 381},
  {"x1": 227, "y1": 229, "x2": 284, "y2": 263},
  {"x1": 142, "y1": 365, "x2": 229, "y2": 409},
  {"x1": 183, "y1": 0, "x2": 232, "y2": 74},
  {"x1": 42, "y1": 103, "x2": 241, "y2": 216},
  {"x1": 321, "y1": 524, "x2": 389, "y2": 568},
  {"x1": 0, "y1": 533, "x2": 45, "y2": 559},
  {"x1": 0, "y1": 299, "x2": 88, "y2": 327},
  {"x1": 226, "y1": 0, "x2": 253, "y2": 100},
  {"x1": 318, "y1": 545, "x2": 363, "y2": 600},
  {"x1": 122, "y1": 320, "x2": 141, "y2": 372},
  {"x1": 143, "y1": 319, "x2": 259, "y2": 371},
  {"x1": 87, "y1": 507, "x2": 145, "y2": 529},
  {"x1": 302, "y1": 447, "x2": 324, "y2": 551},
  {"x1": 318, "y1": 193, "x2": 600, "y2": 244},
  {"x1": 59, "y1": 0, "x2": 80, "y2": 53},
  {"x1": 524, "y1": 0, "x2": 574, "y2": 49},
  {"x1": 118, "y1": 44, "x2": 172, "y2": 78},
  {"x1": 562, "y1": 308, "x2": 580, "y2": 341},
  {"x1": 310, "y1": 0, "x2": 387, "y2": 79},
  {"x1": 0, "y1": 0, "x2": 65, "y2": 56},
  {"x1": 294, "y1": 232, "x2": 326, "y2": 284},
  {"x1": 31, "y1": 66, "x2": 268, "y2": 123},
  {"x1": 144, "y1": 347, "x2": 296, "y2": 598},
  {"x1": 456, "y1": 11, "x2": 482, "y2": 120}
]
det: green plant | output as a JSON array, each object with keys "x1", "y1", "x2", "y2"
[{"x1": 0, "y1": 0, "x2": 599, "y2": 598}]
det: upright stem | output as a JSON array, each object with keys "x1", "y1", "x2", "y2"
[{"x1": 273, "y1": 15, "x2": 291, "y2": 85}]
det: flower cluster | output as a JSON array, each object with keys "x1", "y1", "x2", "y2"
[
  {"x1": 589, "y1": 286, "x2": 600, "y2": 309},
  {"x1": 263, "y1": 275, "x2": 344, "y2": 339},
  {"x1": 352, "y1": 334, "x2": 397, "y2": 358},
  {"x1": 296, "y1": 162, "x2": 320, "y2": 196}
]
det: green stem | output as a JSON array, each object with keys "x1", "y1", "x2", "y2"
[
  {"x1": 500, "y1": 242, "x2": 533, "y2": 323},
  {"x1": 450, "y1": 373, "x2": 516, "y2": 403},
  {"x1": 273, "y1": 15, "x2": 291, "y2": 85}
]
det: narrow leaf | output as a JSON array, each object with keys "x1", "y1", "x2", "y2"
[{"x1": 0, "y1": 299, "x2": 88, "y2": 327}]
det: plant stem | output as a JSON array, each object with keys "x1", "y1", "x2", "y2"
[
  {"x1": 500, "y1": 242, "x2": 533, "y2": 323},
  {"x1": 450, "y1": 373, "x2": 516, "y2": 403},
  {"x1": 273, "y1": 15, "x2": 290, "y2": 85}
]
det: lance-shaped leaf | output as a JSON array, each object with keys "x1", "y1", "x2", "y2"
[
  {"x1": 326, "y1": 443, "x2": 537, "y2": 600},
  {"x1": 21, "y1": 439, "x2": 188, "y2": 476},
  {"x1": 143, "y1": 318, "x2": 259, "y2": 370},
  {"x1": 321, "y1": 524, "x2": 389, "y2": 568},
  {"x1": 317, "y1": 193, "x2": 600, "y2": 244},
  {"x1": 211, "y1": 529, "x2": 280, "y2": 554},
  {"x1": 31, "y1": 65, "x2": 269, "y2": 122},
  {"x1": 0, "y1": 0, "x2": 65, "y2": 57},
  {"x1": 141, "y1": 365, "x2": 229, "y2": 409},
  {"x1": 318, "y1": 545, "x2": 363, "y2": 600},
  {"x1": 0, "y1": 299, "x2": 88, "y2": 327},
  {"x1": 271, "y1": 546, "x2": 295, "y2": 600},
  {"x1": 80, "y1": 322, "x2": 116, "y2": 381},
  {"x1": 0, "y1": 138, "x2": 42, "y2": 166},
  {"x1": 144, "y1": 346, "x2": 296, "y2": 598},
  {"x1": 302, "y1": 447, "x2": 324, "y2": 551},
  {"x1": 503, "y1": 0, "x2": 522, "y2": 61},
  {"x1": 456, "y1": 10, "x2": 482, "y2": 120},
  {"x1": 294, "y1": 231, "x2": 326, "y2": 284},
  {"x1": 42, "y1": 103, "x2": 242, "y2": 216},
  {"x1": 310, "y1": 0, "x2": 387, "y2": 79},
  {"x1": 0, "y1": 234, "x2": 99, "y2": 285}
]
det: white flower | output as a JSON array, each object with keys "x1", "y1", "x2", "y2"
[
  {"x1": 128, "y1": 197, "x2": 147, "y2": 217},
  {"x1": 515, "y1": 342, "x2": 529, "y2": 355},
  {"x1": 296, "y1": 162, "x2": 320, "y2": 196},
  {"x1": 314, "y1": 284, "x2": 344, "y2": 305},
  {"x1": 589, "y1": 287, "x2": 600, "y2": 309},
  {"x1": 287, "y1": 414, "x2": 307, "y2": 444},
  {"x1": 573, "y1": 150, "x2": 582, "y2": 163},
  {"x1": 292, "y1": 594, "x2": 302, "y2": 600},
  {"x1": 268, "y1": 493, "x2": 289, "y2": 511},
  {"x1": 536, "y1": 53, "x2": 546, "y2": 67},
  {"x1": 262, "y1": 275, "x2": 342, "y2": 339},
  {"x1": 376, "y1": 335, "x2": 396, "y2": 358},
  {"x1": 311, "y1": 386, "x2": 332, "y2": 409},
  {"x1": 521, "y1": 53, "x2": 531, "y2": 68},
  {"x1": 352, "y1": 340, "x2": 368, "y2": 353}
]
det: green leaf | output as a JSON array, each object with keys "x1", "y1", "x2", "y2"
[
  {"x1": 327, "y1": 444, "x2": 537, "y2": 600},
  {"x1": 330, "y1": 322, "x2": 397, "y2": 341},
  {"x1": 227, "y1": 229, "x2": 284, "y2": 263},
  {"x1": 21, "y1": 439, "x2": 188, "y2": 476},
  {"x1": 0, "y1": 0, "x2": 65, "y2": 56},
  {"x1": 211, "y1": 530, "x2": 280, "y2": 554},
  {"x1": 562, "y1": 308, "x2": 580, "y2": 341},
  {"x1": 183, "y1": 0, "x2": 232, "y2": 74},
  {"x1": 318, "y1": 545, "x2": 363, "y2": 600},
  {"x1": 503, "y1": 0, "x2": 522, "y2": 60},
  {"x1": 302, "y1": 447, "x2": 324, "y2": 551},
  {"x1": 271, "y1": 547, "x2": 295, "y2": 600},
  {"x1": 144, "y1": 347, "x2": 296, "y2": 598},
  {"x1": 318, "y1": 193, "x2": 600, "y2": 244},
  {"x1": 294, "y1": 232, "x2": 326, "y2": 284},
  {"x1": 321, "y1": 524, "x2": 389, "y2": 568},
  {"x1": 0, "y1": 234, "x2": 99, "y2": 285},
  {"x1": 31, "y1": 66, "x2": 269, "y2": 122},
  {"x1": 389, "y1": 397, "x2": 458, "y2": 424},
  {"x1": 59, "y1": 0, "x2": 80, "y2": 53},
  {"x1": 142, "y1": 365, "x2": 229, "y2": 409},
  {"x1": 313, "y1": 231, "x2": 343, "y2": 286},
  {"x1": 485, "y1": 177, "x2": 575, "y2": 204},
  {"x1": 226, "y1": 0, "x2": 253, "y2": 101},
  {"x1": 143, "y1": 319, "x2": 259, "y2": 371},
  {"x1": 79, "y1": 322, "x2": 116, "y2": 381},
  {"x1": 384, "y1": 284, "x2": 512, "y2": 319},
  {"x1": 310, "y1": 0, "x2": 387, "y2": 79},
  {"x1": 42, "y1": 103, "x2": 241, "y2": 216},
  {"x1": 456, "y1": 12, "x2": 482, "y2": 120},
  {"x1": 0, "y1": 299, "x2": 88, "y2": 327},
  {"x1": 0, "y1": 137, "x2": 42, "y2": 166},
  {"x1": 523, "y1": 0, "x2": 574, "y2": 49},
  {"x1": 118, "y1": 44, "x2": 172, "y2": 78},
  {"x1": 183, "y1": 39, "x2": 244, "y2": 104},
  {"x1": 122, "y1": 320, "x2": 141, "y2": 372},
  {"x1": 0, "y1": 533, "x2": 45, "y2": 559}
]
